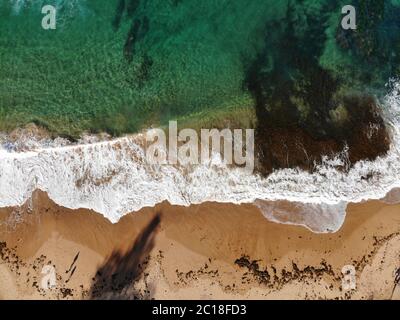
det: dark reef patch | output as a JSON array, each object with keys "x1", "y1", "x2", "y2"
[
  {"x1": 252, "y1": 94, "x2": 390, "y2": 174},
  {"x1": 123, "y1": 19, "x2": 142, "y2": 62},
  {"x1": 112, "y1": 0, "x2": 126, "y2": 30},
  {"x1": 246, "y1": 1, "x2": 392, "y2": 174}
]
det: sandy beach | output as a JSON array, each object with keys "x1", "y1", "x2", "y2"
[{"x1": 0, "y1": 190, "x2": 399, "y2": 300}]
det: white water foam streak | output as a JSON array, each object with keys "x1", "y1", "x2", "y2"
[{"x1": 0, "y1": 82, "x2": 400, "y2": 232}]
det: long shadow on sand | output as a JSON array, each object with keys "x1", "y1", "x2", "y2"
[{"x1": 89, "y1": 213, "x2": 161, "y2": 299}]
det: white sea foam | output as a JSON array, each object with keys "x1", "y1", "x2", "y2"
[
  {"x1": 254, "y1": 200, "x2": 348, "y2": 233},
  {"x1": 0, "y1": 81, "x2": 400, "y2": 232}
]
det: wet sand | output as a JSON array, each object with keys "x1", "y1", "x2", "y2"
[{"x1": 0, "y1": 190, "x2": 399, "y2": 300}]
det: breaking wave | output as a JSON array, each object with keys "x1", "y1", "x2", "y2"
[{"x1": 1, "y1": 81, "x2": 400, "y2": 233}]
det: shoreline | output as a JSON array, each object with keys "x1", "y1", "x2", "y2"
[{"x1": 1, "y1": 128, "x2": 400, "y2": 229}]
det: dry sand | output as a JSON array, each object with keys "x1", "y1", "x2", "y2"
[{"x1": 0, "y1": 190, "x2": 399, "y2": 300}]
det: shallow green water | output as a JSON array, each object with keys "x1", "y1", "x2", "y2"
[{"x1": 0, "y1": 0, "x2": 399, "y2": 137}]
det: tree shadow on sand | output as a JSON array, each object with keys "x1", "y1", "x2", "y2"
[{"x1": 89, "y1": 213, "x2": 161, "y2": 300}]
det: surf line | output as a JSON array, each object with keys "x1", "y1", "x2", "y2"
[{"x1": 145, "y1": 121, "x2": 255, "y2": 173}]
